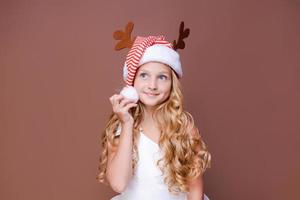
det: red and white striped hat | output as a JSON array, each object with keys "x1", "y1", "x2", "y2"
[{"x1": 123, "y1": 35, "x2": 182, "y2": 86}]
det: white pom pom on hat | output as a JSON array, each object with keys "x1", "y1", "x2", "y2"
[{"x1": 120, "y1": 85, "x2": 139, "y2": 103}]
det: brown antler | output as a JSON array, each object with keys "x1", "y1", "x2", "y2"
[
  {"x1": 173, "y1": 21, "x2": 190, "y2": 51},
  {"x1": 113, "y1": 22, "x2": 135, "y2": 50}
]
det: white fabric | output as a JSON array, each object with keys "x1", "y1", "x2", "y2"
[
  {"x1": 139, "y1": 44, "x2": 182, "y2": 78},
  {"x1": 112, "y1": 128, "x2": 210, "y2": 200},
  {"x1": 120, "y1": 86, "x2": 139, "y2": 103},
  {"x1": 122, "y1": 44, "x2": 183, "y2": 83}
]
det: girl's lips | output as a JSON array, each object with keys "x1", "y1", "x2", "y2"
[{"x1": 144, "y1": 92, "x2": 159, "y2": 96}]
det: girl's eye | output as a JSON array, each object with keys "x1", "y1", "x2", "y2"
[
  {"x1": 159, "y1": 75, "x2": 168, "y2": 80},
  {"x1": 140, "y1": 73, "x2": 148, "y2": 78}
]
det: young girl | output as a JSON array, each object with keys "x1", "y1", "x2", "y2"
[{"x1": 98, "y1": 35, "x2": 211, "y2": 200}]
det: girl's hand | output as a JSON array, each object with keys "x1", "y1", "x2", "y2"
[{"x1": 109, "y1": 94, "x2": 137, "y2": 125}]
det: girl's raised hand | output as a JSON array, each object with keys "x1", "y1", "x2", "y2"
[{"x1": 109, "y1": 94, "x2": 137, "y2": 125}]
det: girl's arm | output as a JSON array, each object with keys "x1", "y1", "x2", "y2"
[
  {"x1": 106, "y1": 122, "x2": 134, "y2": 193},
  {"x1": 186, "y1": 120, "x2": 206, "y2": 200},
  {"x1": 187, "y1": 174, "x2": 204, "y2": 200},
  {"x1": 105, "y1": 94, "x2": 137, "y2": 193}
]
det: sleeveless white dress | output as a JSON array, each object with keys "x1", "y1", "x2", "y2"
[{"x1": 111, "y1": 128, "x2": 210, "y2": 200}]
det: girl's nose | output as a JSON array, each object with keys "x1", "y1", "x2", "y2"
[{"x1": 148, "y1": 78, "x2": 158, "y2": 90}]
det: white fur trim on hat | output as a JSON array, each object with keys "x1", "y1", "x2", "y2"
[
  {"x1": 139, "y1": 44, "x2": 182, "y2": 77},
  {"x1": 122, "y1": 36, "x2": 183, "y2": 86},
  {"x1": 122, "y1": 45, "x2": 182, "y2": 82}
]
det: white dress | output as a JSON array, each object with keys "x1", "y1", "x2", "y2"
[{"x1": 111, "y1": 128, "x2": 210, "y2": 200}]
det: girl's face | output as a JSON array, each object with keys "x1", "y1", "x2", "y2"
[{"x1": 134, "y1": 62, "x2": 172, "y2": 109}]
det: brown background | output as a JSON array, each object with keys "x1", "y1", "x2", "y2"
[{"x1": 1, "y1": 0, "x2": 299, "y2": 200}]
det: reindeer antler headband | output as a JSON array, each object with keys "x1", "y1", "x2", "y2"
[
  {"x1": 113, "y1": 22, "x2": 190, "y2": 102},
  {"x1": 113, "y1": 21, "x2": 190, "y2": 51}
]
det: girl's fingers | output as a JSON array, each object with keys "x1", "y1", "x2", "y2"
[
  {"x1": 109, "y1": 94, "x2": 124, "y2": 106},
  {"x1": 109, "y1": 94, "x2": 136, "y2": 118},
  {"x1": 123, "y1": 103, "x2": 137, "y2": 111},
  {"x1": 119, "y1": 98, "x2": 135, "y2": 107}
]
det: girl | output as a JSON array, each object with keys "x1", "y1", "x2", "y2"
[{"x1": 98, "y1": 35, "x2": 211, "y2": 200}]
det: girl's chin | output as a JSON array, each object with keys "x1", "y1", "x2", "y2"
[
  {"x1": 138, "y1": 94, "x2": 169, "y2": 108},
  {"x1": 140, "y1": 100, "x2": 159, "y2": 107},
  {"x1": 140, "y1": 98, "x2": 168, "y2": 108},
  {"x1": 139, "y1": 98, "x2": 159, "y2": 107}
]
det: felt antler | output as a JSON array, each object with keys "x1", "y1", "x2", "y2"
[
  {"x1": 113, "y1": 22, "x2": 135, "y2": 50},
  {"x1": 173, "y1": 21, "x2": 190, "y2": 51}
]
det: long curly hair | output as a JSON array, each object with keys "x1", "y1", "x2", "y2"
[{"x1": 97, "y1": 70, "x2": 211, "y2": 194}]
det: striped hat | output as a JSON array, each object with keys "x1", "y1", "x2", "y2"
[{"x1": 123, "y1": 35, "x2": 182, "y2": 86}]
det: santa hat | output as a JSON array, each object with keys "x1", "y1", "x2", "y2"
[
  {"x1": 119, "y1": 35, "x2": 182, "y2": 102},
  {"x1": 123, "y1": 35, "x2": 182, "y2": 86},
  {"x1": 120, "y1": 35, "x2": 182, "y2": 102},
  {"x1": 113, "y1": 21, "x2": 190, "y2": 102}
]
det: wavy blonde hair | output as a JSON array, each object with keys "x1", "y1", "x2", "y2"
[{"x1": 97, "y1": 70, "x2": 211, "y2": 194}]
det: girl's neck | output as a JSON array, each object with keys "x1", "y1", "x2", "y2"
[
  {"x1": 142, "y1": 106, "x2": 157, "y2": 124},
  {"x1": 144, "y1": 108, "x2": 155, "y2": 120},
  {"x1": 141, "y1": 114, "x2": 159, "y2": 133}
]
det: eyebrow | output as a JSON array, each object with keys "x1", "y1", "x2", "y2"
[{"x1": 138, "y1": 69, "x2": 170, "y2": 75}]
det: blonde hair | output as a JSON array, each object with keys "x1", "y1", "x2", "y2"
[{"x1": 97, "y1": 70, "x2": 211, "y2": 194}]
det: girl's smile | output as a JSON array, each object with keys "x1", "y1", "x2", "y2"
[{"x1": 144, "y1": 92, "x2": 159, "y2": 97}]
